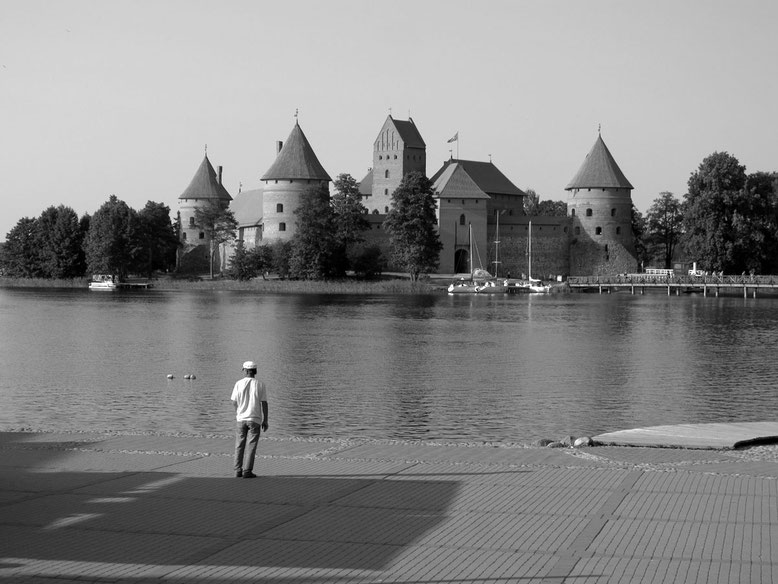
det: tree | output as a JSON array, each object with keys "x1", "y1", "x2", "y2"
[
  {"x1": 289, "y1": 183, "x2": 344, "y2": 279},
  {"x1": 193, "y1": 199, "x2": 238, "y2": 278},
  {"x1": 524, "y1": 189, "x2": 567, "y2": 217},
  {"x1": 83, "y1": 195, "x2": 138, "y2": 277},
  {"x1": 383, "y1": 171, "x2": 443, "y2": 281},
  {"x1": 135, "y1": 201, "x2": 179, "y2": 276},
  {"x1": 227, "y1": 242, "x2": 273, "y2": 281},
  {"x1": 630, "y1": 204, "x2": 650, "y2": 271},
  {"x1": 681, "y1": 152, "x2": 776, "y2": 273},
  {"x1": 331, "y1": 173, "x2": 369, "y2": 250},
  {"x1": 270, "y1": 240, "x2": 292, "y2": 279},
  {"x1": 1, "y1": 217, "x2": 42, "y2": 277},
  {"x1": 746, "y1": 172, "x2": 778, "y2": 272},
  {"x1": 537, "y1": 199, "x2": 568, "y2": 216},
  {"x1": 35, "y1": 205, "x2": 87, "y2": 278},
  {"x1": 645, "y1": 192, "x2": 683, "y2": 269},
  {"x1": 349, "y1": 244, "x2": 386, "y2": 279},
  {"x1": 523, "y1": 188, "x2": 540, "y2": 216}
]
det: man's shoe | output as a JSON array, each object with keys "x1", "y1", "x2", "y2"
[
  {"x1": 235, "y1": 470, "x2": 243, "y2": 478},
  {"x1": 242, "y1": 471, "x2": 257, "y2": 478}
]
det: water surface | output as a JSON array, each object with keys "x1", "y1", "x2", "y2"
[{"x1": 1, "y1": 287, "x2": 776, "y2": 443}]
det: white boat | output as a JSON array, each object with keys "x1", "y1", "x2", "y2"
[
  {"x1": 448, "y1": 279, "x2": 481, "y2": 294},
  {"x1": 88, "y1": 274, "x2": 118, "y2": 290},
  {"x1": 527, "y1": 277, "x2": 551, "y2": 294}
]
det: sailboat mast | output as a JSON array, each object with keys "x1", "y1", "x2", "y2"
[
  {"x1": 469, "y1": 223, "x2": 473, "y2": 280},
  {"x1": 528, "y1": 220, "x2": 532, "y2": 280},
  {"x1": 493, "y1": 211, "x2": 500, "y2": 277}
]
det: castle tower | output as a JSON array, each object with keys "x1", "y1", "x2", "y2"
[
  {"x1": 178, "y1": 155, "x2": 232, "y2": 266},
  {"x1": 565, "y1": 133, "x2": 637, "y2": 276},
  {"x1": 366, "y1": 115, "x2": 426, "y2": 214},
  {"x1": 430, "y1": 158, "x2": 526, "y2": 275},
  {"x1": 431, "y1": 162, "x2": 489, "y2": 274},
  {"x1": 260, "y1": 121, "x2": 331, "y2": 241}
]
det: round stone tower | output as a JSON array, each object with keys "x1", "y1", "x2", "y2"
[
  {"x1": 565, "y1": 133, "x2": 637, "y2": 276},
  {"x1": 178, "y1": 154, "x2": 232, "y2": 271},
  {"x1": 260, "y1": 121, "x2": 331, "y2": 242}
]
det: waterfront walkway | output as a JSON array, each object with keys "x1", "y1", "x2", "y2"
[
  {"x1": 568, "y1": 274, "x2": 778, "y2": 297},
  {"x1": 2, "y1": 429, "x2": 778, "y2": 583}
]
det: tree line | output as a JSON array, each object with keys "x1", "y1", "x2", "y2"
[
  {"x1": 633, "y1": 152, "x2": 778, "y2": 274},
  {"x1": 2, "y1": 152, "x2": 776, "y2": 280},
  {"x1": 0, "y1": 171, "x2": 443, "y2": 282},
  {"x1": 1, "y1": 196, "x2": 178, "y2": 279},
  {"x1": 524, "y1": 151, "x2": 778, "y2": 275}
]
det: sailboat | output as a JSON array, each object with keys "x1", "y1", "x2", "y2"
[
  {"x1": 448, "y1": 223, "x2": 506, "y2": 294},
  {"x1": 525, "y1": 220, "x2": 551, "y2": 293}
]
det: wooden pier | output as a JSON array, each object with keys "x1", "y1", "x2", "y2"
[{"x1": 568, "y1": 274, "x2": 778, "y2": 298}]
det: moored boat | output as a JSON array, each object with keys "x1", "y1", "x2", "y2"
[
  {"x1": 447, "y1": 277, "x2": 509, "y2": 294},
  {"x1": 88, "y1": 274, "x2": 118, "y2": 290},
  {"x1": 526, "y1": 277, "x2": 551, "y2": 294},
  {"x1": 522, "y1": 221, "x2": 551, "y2": 294},
  {"x1": 447, "y1": 224, "x2": 508, "y2": 294}
]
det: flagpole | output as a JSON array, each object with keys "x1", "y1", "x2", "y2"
[{"x1": 447, "y1": 131, "x2": 459, "y2": 160}]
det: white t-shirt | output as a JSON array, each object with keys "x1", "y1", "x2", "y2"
[{"x1": 231, "y1": 377, "x2": 267, "y2": 423}]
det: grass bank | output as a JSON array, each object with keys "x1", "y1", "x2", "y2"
[
  {"x1": 0, "y1": 275, "x2": 446, "y2": 294},
  {"x1": 0, "y1": 277, "x2": 88, "y2": 288},
  {"x1": 157, "y1": 276, "x2": 443, "y2": 294}
]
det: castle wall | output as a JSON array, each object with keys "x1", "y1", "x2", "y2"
[
  {"x1": 569, "y1": 231, "x2": 636, "y2": 275},
  {"x1": 486, "y1": 217, "x2": 571, "y2": 279},
  {"x1": 237, "y1": 225, "x2": 261, "y2": 247}
]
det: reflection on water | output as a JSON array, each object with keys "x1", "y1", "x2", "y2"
[{"x1": 1, "y1": 287, "x2": 777, "y2": 443}]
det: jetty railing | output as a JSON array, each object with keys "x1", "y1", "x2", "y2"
[{"x1": 567, "y1": 274, "x2": 778, "y2": 297}]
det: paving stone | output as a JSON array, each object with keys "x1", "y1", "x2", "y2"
[{"x1": 2, "y1": 430, "x2": 778, "y2": 584}]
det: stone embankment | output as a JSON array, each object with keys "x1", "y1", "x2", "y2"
[{"x1": 532, "y1": 435, "x2": 595, "y2": 448}]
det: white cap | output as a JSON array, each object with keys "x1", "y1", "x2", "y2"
[{"x1": 242, "y1": 361, "x2": 257, "y2": 370}]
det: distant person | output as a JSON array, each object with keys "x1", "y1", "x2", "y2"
[{"x1": 231, "y1": 360, "x2": 269, "y2": 478}]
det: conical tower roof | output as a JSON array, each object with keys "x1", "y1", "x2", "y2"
[
  {"x1": 179, "y1": 155, "x2": 232, "y2": 201},
  {"x1": 261, "y1": 122, "x2": 331, "y2": 181},
  {"x1": 565, "y1": 134, "x2": 633, "y2": 190}
]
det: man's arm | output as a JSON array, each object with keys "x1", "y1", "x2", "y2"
[{"x1": 261, "y1": 401, "x2": 268, "y2": 431}]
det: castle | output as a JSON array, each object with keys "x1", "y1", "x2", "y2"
[{"x1": 178, "y1": 115, "x2": 638, "y2": 278}]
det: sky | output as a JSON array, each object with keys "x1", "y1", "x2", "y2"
[{"x1": 1, "y1": 0, "x2": 776, "y2": 240}]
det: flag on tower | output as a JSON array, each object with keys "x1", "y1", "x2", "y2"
[{"x1": 447, "y1": 132, "x2": 458, "y2": 143}]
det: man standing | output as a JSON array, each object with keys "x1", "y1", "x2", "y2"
[{"x1": 231, "y1": 360, "x2": 268, "y2": 478}]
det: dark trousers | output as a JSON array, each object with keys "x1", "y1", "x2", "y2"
[{"x1": 234, "y1": 420, "x2": 261, "y2": 472}]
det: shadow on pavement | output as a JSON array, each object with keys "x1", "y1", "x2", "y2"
[{"x1": 0, "y1": 433, "x2": 461, "y2": 579}]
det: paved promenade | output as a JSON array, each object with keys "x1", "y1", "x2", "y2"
[{"x1": 2, "y1": 430, "x2": 778, "y2": 584}]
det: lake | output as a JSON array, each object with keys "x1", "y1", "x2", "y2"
[{"x1": 1, "y1": 286, "x2": 776, "y2": 444}]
